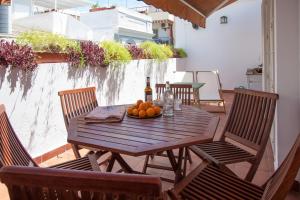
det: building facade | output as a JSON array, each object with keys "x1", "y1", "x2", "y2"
[{"x1": 81, "y1": 7, "x2": 154, "y2": 44}]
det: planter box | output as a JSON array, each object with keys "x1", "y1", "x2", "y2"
[
  {"x1": 175, "y1": 58, "x2": 187, "y2": 71},
  {"x1": 35, "y1": 52, "x2": 68, "y2": 64},
  {"x1": 89, "y1": 7, "x2": 115, "y2": 12}
]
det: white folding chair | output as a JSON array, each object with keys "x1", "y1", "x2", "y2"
[
  {"x1": 196, "y1": 70, "x2": 226, "y2": 113},
  {"x1": 172, "y1": 71, "x2": 194, "y2": 83},
  {"x1": 171, "y1": 71, "x2": 195, "y2": 101}
]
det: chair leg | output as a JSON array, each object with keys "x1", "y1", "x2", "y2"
[
  {"x1": 71, "y1": 144, "x2": 81, "y2": 159},
  {"x1": 186, "y1": 148, "x2": 193, "y2": 164},
  {"x1": 142, "y1": 155, "x2": 150, "y2": 174},
  {"x1": 245, "y1": 161, "x2": 260, "y2": 182},
  {"x1": 183, "y1": 148, "x2": 188, "y2": 177}
]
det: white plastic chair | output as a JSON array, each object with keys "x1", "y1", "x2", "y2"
[
  {"x1": 196, "y1": 70, "x2": 226, "y2": 113},
  {"x1": 172, "y1": 71, "x2": 195, "y2": 101}
]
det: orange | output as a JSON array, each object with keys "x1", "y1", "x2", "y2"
[
  {"x1": 127, "y1": 107, "x2": 134, "y2": 115},
  {"x1": 132, "y1": 108, "x2": 139, "y2": 116},
  {"x1": 146, "y1": 101, "x2": 153, "y2": 108},
  {"x1": 136, "y1": 100, "x2": 143, "y2": 107},
  {"x1": 153, "y1": 106, "x2": 161, "y2": 115},
  {"x1": 146, "y1": 108, "x2": 155, "y2": 117},
  {"x1": 139, "y1": 110, "x2": 147, "y2": 118},
  {"x1": 138, "y1": 103, "x2": 148, "y2": 111}
]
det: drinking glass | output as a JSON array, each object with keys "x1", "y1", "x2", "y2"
[{"x1": 174, "y1": 98, "x2": 182, "y2": 111}]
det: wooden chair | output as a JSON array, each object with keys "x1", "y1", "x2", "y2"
[
  {"x1": 169, "y1": 133, "x2": 300, "y2": 200},
  {"x1": 143, "y1": 84, "x2": 194, "y2": 182},
  {"x1": 58, "y1": 87, "x2": 102, "y2": 159},
  {"x1": 155, "y1": 84, "x2": 193, "y2": 105},
  {"x1": 0, "y1": 104, "x2": 100, "y2": 171},
  {"x1": 0, "y1": 166, "x2": 165, "y2": 200},
  {"x1": 190, "y1": 88, "x2": 279, "y2": 181}
]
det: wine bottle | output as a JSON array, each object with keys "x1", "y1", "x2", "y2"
[{"x1": 144, "y1": 77, "x2": 153, "y2": 102}]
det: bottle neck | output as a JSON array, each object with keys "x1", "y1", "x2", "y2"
[{"x1": 146, "y1": 77, "x2": 150, "y2": 87}]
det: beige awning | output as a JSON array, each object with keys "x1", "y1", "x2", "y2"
[{"x1": 141, "y1": 0, "x2": 236, "y2": 27}]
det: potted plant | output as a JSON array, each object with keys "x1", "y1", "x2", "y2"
[{"x1": 89, "y1": 2, "x2": 116, "y2": 12}]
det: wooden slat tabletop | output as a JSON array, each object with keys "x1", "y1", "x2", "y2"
[{"x1": 68, "y1": 105, "x2": 219, "y2": 156}]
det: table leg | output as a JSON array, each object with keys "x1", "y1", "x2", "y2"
[
  {"x1": 167, "y1": 148, "x2": 184, "y2": 183},
  {"x1": 106, "y1": 154, "x2": 116, "y2": 172},
  {"x1": 114, "y1": 153, "x2": 134, "y2": 173},
  {"x1": 175, "y1": 148, "x2": 184, "y2": 183},
  {"x1": 193, "y1": 88, "x2": 200, "y2": 105}
]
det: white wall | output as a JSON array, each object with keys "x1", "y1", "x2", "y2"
[
  {"x1": 174, "y1": 0, "x2": 262, "y2": 89},
  {"x1": 12, "y1": 0, "x2": 32, "y2": 20},
  {"x1": 81, "y1": 7, "x2": 153, "y2": 42},
  {"x1": 0, "y1": 59, "x2": 177, "y2": 157},
  {"x1": 273, "y1": 0, "x2": 300, "y2": 180},
  {"x1": 13, "y1": 12, "x2": 93, "y2": 40}
]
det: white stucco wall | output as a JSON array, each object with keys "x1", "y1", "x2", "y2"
[
  {"x1": 12, "y1": 0, "x2": 32, "y2": 20},
  {"x1": 13, "y1": 12, "x2": 93, "y2": 40},
  {"x1": 274, "y1": 0, "x2": 300, "y2": 180},
  {"x1": 0, "y1": 60, "x2": 176, "y2": 157},
  {"x1": 174, "y1": 0, "x2": 262, "y2": 90},
  {"x1": 81, "y1": 7, "x2": 153, "y2": 42}
]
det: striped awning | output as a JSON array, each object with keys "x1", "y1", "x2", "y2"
[
  {"x1": 141, "y1": 0, "x2": 236, "y2": 27},
  {"x1": 0, "y1": 0, "x2": 11, "y2": 5}
]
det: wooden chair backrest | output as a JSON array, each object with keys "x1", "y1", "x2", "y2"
[
  {"x1": 0, "y1": 166, "x2": 164, "y2": 200},
  {"x1": 58, "y1": 87, "x2": 98, "y2": 128},
  {"x1": 155, "y1": 84, "x2": 166, "y2": 100},
  {"x1": 262, "y1": 134, "x2": 300, "y2": 200},
  {"x1": 155, "y1": 84, "x2": 193, "y2": 105},
  {"x1": 223, "y1": 89, "x2": 279, "y2": 151},
  {"x1": 0, "y1": 104, "x2": 37, "y2": 167}
]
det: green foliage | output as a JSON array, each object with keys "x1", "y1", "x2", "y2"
[
  {"x1": 92, "y1": 2, "x2": 100, "y2": 9},
  {"x1": 161, "y1": 45, "x2": 173, "y2": 58},
  {"x1": 140, "y1": 41, "x2": 173, "y2": 61},
  {"x1": 100, "y1": 40, "x2": 132, "y2": 65},
  {"x1": 16, "y1": 31, "x2": 78, "y2": 53},
  {"x1": 175, "y1": 48, "x2": 187, "y2": 58}
]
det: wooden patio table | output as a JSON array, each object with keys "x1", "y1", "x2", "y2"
[{"x1": 68, "y1": 105, "x2": 219, "y2": 183}]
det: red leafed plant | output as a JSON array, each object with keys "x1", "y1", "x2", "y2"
[
  {"x1": 80, "y1": 41, "x2": 105, "y2": 67},
  {"x1": 0, "y1": 40, "x2": 37, "y2": 71},
  {"x1": 127, "y1": 45, "x2": 144, "y2": 60},
  {"x1": 66, "y1": 41, "x2": 105, "y2": 67}
]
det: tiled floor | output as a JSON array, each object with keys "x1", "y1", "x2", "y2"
[{"x1": 0, "y1": 93, "x2": 299, "y2": 199}]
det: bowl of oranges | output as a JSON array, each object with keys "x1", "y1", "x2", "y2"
[{"x1": 127, "y1": 100, "x2": 162, "y2": 119}]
